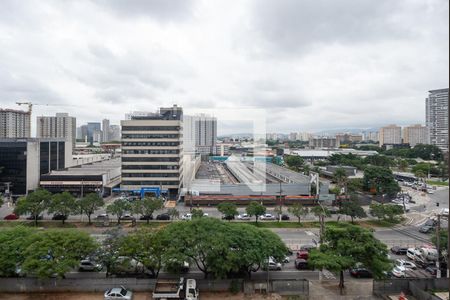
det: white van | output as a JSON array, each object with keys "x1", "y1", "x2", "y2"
[{"x1": 406, "y1": 248, "x2": 420, "y2": 261}]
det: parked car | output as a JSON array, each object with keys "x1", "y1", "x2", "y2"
[
  {"x1": 390, "y1": 246, "x2": 408, "y2": 255},
  {"x1": 79, "y1": 260, "x2": 102, "y2": 272},
  {"x1": 96, "y1": 213, "x2": 109, "y2": 220},
  {"x1": 328, "y1": 206, "x2": 339, "y2": 214},
  {"x1": 3, "y1": 213, "x2": 19, "y2": 220},
  {"x1": 299, "y1": 245, "x2": 316, "y2": 252},
  {"x1": 425, "y1": 266, "x2": 437, "y2": 276},
  {"x1": 349, "y1": 268, "x2": 373, "y2": 278},
  {"x1": 296, "y1": 250, "x2": 309, "y2": 260},
  {"x1": 260, "y1": 214, "x2": 276, "y2": 220},
  {"x1": 221, "y1": 215, "x2": 235, "y2": 220},
  {"x1": 26, "y1": 215, "x2": 43, "y2": 220},
  {"x1": 294, "y1": 258, "x2": 308, "y2": 270},
  {"x1": 237, "y1": 214, "x2": 251, "y2": 220},
  {"x1": 424, "y1": 218, "x2": 438, "y2": 226},
  {"x1": 52, "y1": 214, "x2": 67, "y2": 220},
  {"x1": 120, "y1": 214, "x2": 135, "y2": 221},
  {"x1": 156, "y1": 213, "x2": 170, "y2": 220},
  {"x1": 281, "y1": 214, "x2": 290, "y2": 220},
  {"x1": 181, "y1": 213, "x2": 192, "y2": 220},
  {"x1": 406, "y1": 248, "x2": 420, "y2": 261},
  {"x1": 262, "y1": 260, "x2": 282, "y2": 271},
  {"x1": 419, "y1": 225, "x2": 434, "y2": 234},
  {"x1": 392, "y1": 266, "x2": 407, "y2": 278},
  {"x1": 139, "y1": 215, "x2": 153, "y2": 220},
  {"x1": 270, "y1": 256, "x2": 290, "y2": 264},
  {"x1": 104, "y1": 286, "x2": 133, "y2": 300},
  {"x1": 395, "y1": 259, "x2": 416, "y2": 270}
]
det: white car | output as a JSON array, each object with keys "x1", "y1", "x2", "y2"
[
  {"x1": 237, "y1": 214, "x2": 251, "y2": 220},
  {"x1": 260, "y1": 214, "x2": 276, "y2": 220},
  {"x1": 270, "y1": 256, "x2": 290, "y2": 264},
  {"x1": 395, "y1": 259, "x2": 416, "y2": 270},
  {"x1": 181, "y1": 213, "x2": 192, "y2": 220},
  {"x1": 406, "y1": 248, "x2": 420, "y2": 261},
  {"x1": 263, "y1": 259, "x2": 282, "y2": 271},
  {"x1": 392, "y1": 266, "x2": 407, "y2": 278},
  {"x1": 104, "y1": 286, "x2": 133, "y2": 300}
]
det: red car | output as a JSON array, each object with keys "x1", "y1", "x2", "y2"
[
  {"x1": 296, "y1": 250, "x2": 309, "y2": 260},
  {"x1": 4, "y1": 213, "x2": 19, "y2": 220}
]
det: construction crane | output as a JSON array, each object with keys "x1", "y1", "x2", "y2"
[{"x1": 16, "y1": 101, "x2": 33, "y2": 114}]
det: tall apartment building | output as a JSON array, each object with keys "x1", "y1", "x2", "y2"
[
  {"x1": 309, "y1": 137, "x2": 340, "y2": 149},
  {"x1": 335, "y1": 133, "x2": 363, "y2": 143},
  {"x1": 403, "y1": 124, "x2": 428, "y2": 147},
  {"x1": 379, "y1": 125, "x2": 402, "y2": 147},
  {"x1": 0, "y1": 108, "x2": 31, "y2": 138},
  {"x1": 363, "y1": 131, "x2": 379, "y2": 142},
  {"x1": 102, "y1": 119, "x2": 110, "y2": 142},
  {"x1": 36, "y1": 113, "x2": 76, "y2": 147},
  {"x1": 298, "y1": 132, "x2": 312, "y2": 142},
  {"x1": 426, "y1": 88, "x2": 449, "y2": 152},
  {"x1": 121, "y1": 105, "x2": 183, "y2": 199},
  {"x1": 288, "y1": 132, "x2": 298, "y2": 141},
  {"x1": 184, "y1": 114, "x2": 217, "y2": 155}
]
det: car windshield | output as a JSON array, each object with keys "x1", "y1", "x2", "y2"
[{"x1": 120, "y1": 288, "x2": 127, "y2": 296}]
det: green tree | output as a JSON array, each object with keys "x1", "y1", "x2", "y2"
[
  {"x1": 339, "y1": 194, "x2": 367, "y2": 223},
  {"x1": 167, "y1": 207, "x2": 180, "y2": 220},
  {"x1": 97, "y1": 227, "x2": 125, "y2": 277},
  {"x1": 107, "y1": 199, "x2": 132, "y2": 224},
  {"x1": 288, "y1": 203, "x2": 309, "y2": 223},
  {"x1": 78, "y1": 193, "x2": 105, "y2": 225},
  {"x1": 48, "y1": 192, "x2": 77, "y2": 224},
  {"x1": 0, "y1": 226, "x2": 35, "y2": 276},
  {"x1": 119, "y1": 229, "x2": 165, "y2": 277},
  {"x1": 363, "y1": 166, "x2": 400, "y2": 197},
  {"x1": 364, "y1": 155, "x2": 395, "y2": 167},
  {"x1": 369, "y1": 203, "x2": 403, "y2": 222},
  {"x1": 410, "y1": 144, "x2": 443, "y2": 161},
  {"x1": 22, "y1": 229, "x2": 97, "y2": 278},
  {"x1": 311, "y1": 205, "x2": 331, "y2": 218},
  {"x1": 132, "y1": 197, "x2": 164, "y2": 224},
  {"x1": 333, "y1": 168, "x2": 348, "y2": 193},
  {"x1": 14, "y1": 189, "x2": 52, "y2": 226},
  {"x1": 309, "y1": 223, "x2": 392, "y2": 294},
  {"x1": 191, "y1": 208, "x2": 205, "y2": 218},
  {"x1": 246, "y1": 201, "x2": 266, "y2": 223},
  {"x1": 217, "y1": 202, "x2": 238, "y2": 221},
  {"x1": 431, "y1": 230, "x2": 448, "y2": 252},
  {"x1": 397, "y1": 159, "x2": 409, "y2": 172},
  {"x1": 284, "y1": 155, "x2": 304, "y2": 172}
]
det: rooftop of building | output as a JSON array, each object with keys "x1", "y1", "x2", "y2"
[
  {"x1": 0, "y1": 138, "x2": 67, "y2": 143},
  {"x1": 46, "y1": 157, "x2": 121, "y2": 176},
  {"x1": 0, "y1": 108, "x2": 29, "y2": 114},
  {"x1": 130, "y1": 105, "x2": 183, "y2": 121}
]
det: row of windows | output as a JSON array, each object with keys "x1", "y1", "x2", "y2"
[
  {"x1": 122, "y1": 165, "x2": 179, "y2": 170},
  {"x1": 122, "y1": 142, "x2": 180, "y2": 147},
  {"x1": 122, "y1": 150, "x2": 180, "y2": 155},
  {"x1": 122, "y1": 173, "x2": 179, "y2": 178},
  {"x1": 122, "y1": 126, "x2": 180, "y2": 131},
  {"x1": 122, "y1": 157, "x2": 180, "y2": 162},
  {"x1": 122, "y1": 134, "x2": 180, "y2": 139},
  {"x1": 122, "y1": 181, "x2": 180, "y2": 186}
]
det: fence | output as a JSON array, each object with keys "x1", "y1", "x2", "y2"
[
  {"x1": 373, "y1": 278, "x2": 448, "y2": 299},
  {"x1": 0, "y1": 277, "x2": 308, "y2": 296}
]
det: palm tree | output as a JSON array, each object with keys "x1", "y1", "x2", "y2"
[{"x1": 333, "y1": 168, "x2": 348, "y2": 207}]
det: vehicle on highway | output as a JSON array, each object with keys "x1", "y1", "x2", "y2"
[
  {"x1": 281, "y1": 214, "x2": 290, "y2": 220},
  {"x1": 181, "y1": 213, "x2": 192, "y2": 220},
  {"x1": 390, "y1": 246, "x2": 408, "y2": 255},
  {"x1": 392, "y1": 266, "x2": 407, "y2": 278},
  {"x1": 156, "y1": 213, "x2": 170, "y2": 220},
  {"x1": 395, "y1": 259, "x2": 416, "y2": 270},
  {"x1": 52, "y1": 214, "x2": 67, "y2": 220},
  {"x1": 79, "y1": 260, "x2": 102, "y2": 272},
  {"x1": 296, "y1": 250, "x2": 309, "y2": 260},
  {"x1": 349, "y1": 267, "x2": 373, "y2": 278},
  {"x1": 260, "y1": 213, "x2": 276, "y2": 220},
  {"x1": 262, "y1": 259, "x2": 282, "y2": 271},
  {"x1": 139, "y1": 215, "x2": 153, "y2": 220},
  {"x1": 26, "y1": 215, "x2": 43, "y2": 220},
  {"x1": 104, "y1": 286, "x2": 133, "y2": 300},
  {"x1": 237, "y1": 213, "x2": 251, "y2": 220},
  {"x1": 153, "y1": 278, "x2": 199, "y2": 300},
  {"x1": 4, "y1": 213, "x2": 19, "y2": 220},
  {"x1": 419, "y1": 225, "x2": 435, "y2": 234},
  {"x1": 299, "y1": 245, "x2": 317, "y2": 252},
  {"x1": 294, "y1": 259, "x2": 310, "y2": 270}
]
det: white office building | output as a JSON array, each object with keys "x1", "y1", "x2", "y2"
[{"x1": 403, "y1": 124, "x2": 428, "y2": 147}]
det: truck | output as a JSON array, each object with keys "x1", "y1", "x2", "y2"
[{"x1": 152, "y1": 277, "x2": 199, "y2": 300}]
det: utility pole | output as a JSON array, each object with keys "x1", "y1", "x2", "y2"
[{"x1": 436, "y1": 214, "x2": 441, "y2": 278}]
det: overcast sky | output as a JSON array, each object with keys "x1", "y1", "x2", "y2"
[{"x1": 0, "y1": 0, "x2": 448, "y2": 135}]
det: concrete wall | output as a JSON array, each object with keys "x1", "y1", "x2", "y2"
[{"x1": 26, "y1": 141, "x2": 40, "y2": 193}]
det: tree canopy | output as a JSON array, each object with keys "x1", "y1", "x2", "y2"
[
  {"x1": 339, "y1": 194, "x2": 367, "y2": 223},
  {"x1": 246, "y1": 201, "x2": 266, "y2": 223},
  {"x1": 14, "y1": 189, "x2": 52, "y2": 226},
  {"x1": 107, "y1": 198, "x2": 132, "y2": 224},
  {"x1": 78, "y1": 193, "x2": 105, "y2": 224},
  {"x1": 288, "y1": 203, "x2": 309, "y2": 223},
  {"x1": 217, "y1": 202, "x2": 238, "y2": 220},
  {"x1": 48, "y1": 192, "x2": 77, "y2": 224},
  {"x1": 284, "y1": 155, "x2": 304, "y2": 171},
  {"x1": 369, "y1": 203, "x2": 404, "y2": 223},
  {"x1": 363, "y1": 166, "x2": 400, "y2": 197},
  {"x1": 132, "y1": 197, "x2": 164, "y2": 222}
]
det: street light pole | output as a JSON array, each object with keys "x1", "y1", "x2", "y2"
[{"x1": 436, "y1": 214, "x2": 441, "y2": 278}]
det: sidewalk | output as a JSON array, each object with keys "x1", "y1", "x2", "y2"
[{"x1": 308, "y1": 279, "x2": 382, "y2": 300}]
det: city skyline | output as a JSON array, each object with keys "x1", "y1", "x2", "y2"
[{"x1": 0, "y1": 0, "x2": 448, "y2": 134}]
